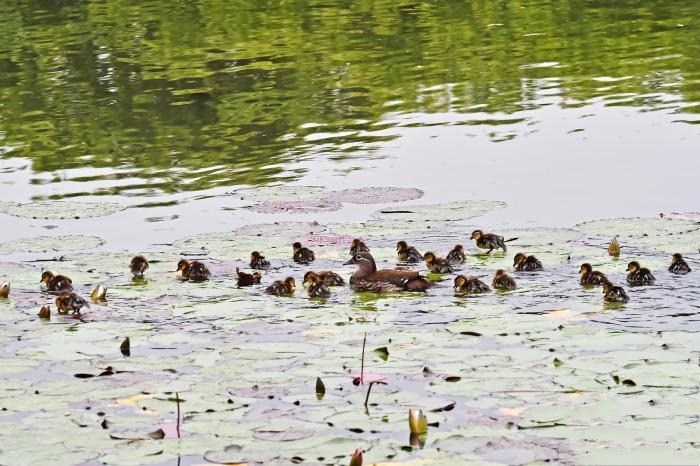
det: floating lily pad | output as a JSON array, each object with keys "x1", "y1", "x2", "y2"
[
  {"x1": 234, "y1": 185, "x2": 328, "y2": 203},
  {"x1": 252, "y1": 199, "x2": 342, "y2": 214},
  {"x1": 371, "y1": 200, "x2": 507, "y2": 223},
  {"x1": 0, "y1": 235, "x2": 104, "y2": 254},
  {"x1": 576, "y1": 217, "x2": 700, "y2": 253},
  {"x1": 326, "y1": 187, "x2": 424, "y2": 205},
  {"x1": 0, "y1": 200, "x2": 124, "y2": 219}
]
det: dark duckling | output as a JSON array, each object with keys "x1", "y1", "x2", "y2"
[
  {"x1": 396, "y1": 241, "x2": 423, "y2": 263},
  {"x1": 453, "y1": 275, "x2": 490, "y2": 294},
  {"x1": 603, "y1": 282, "x2": 629, "y2": 303},
  {"x1": 492, "y1": 269, "x2": 517, "y2": 291},
  {"x1": 55, "y1": 291, "x2": 88, "y2": 314},
  {"x1": 423, "y1": 252, "x2": 454, "y2": 274},
  {"x1": 236, "y1": 267, "x2": 261, "y2": 287},
  {"x1": 266, "y1": 277, "x2": 296, "y2": 296},
  {"x1": 40, "y1": 271, "x2": 73, "y2": 292},
  {"x1": 579, "y1": 263, "x2": 608, "y2": 286},
  {"x1": 513, "y1": 253, "x2": 543, "y2": 272},
  {"x1": 293, "y1": 242, "x2": 315, "y2": 264},
  {"x1": 305, "y1": 273, "x2": 331, "y2": 298},
  {"x1": 250, "y1": 251, "x2": 270, "y2": 270},
  {"x1": 303, "y1": 270, "x2": 345, "y2": 286},
  {"x1": 668, "y1": 253, "x2": 691, "y2": 275},
  {"x1": 0, "y1": 282, "x2": 9, "y2": 299},
  {"x1": 350, "y1": 238, "x2": 370, "y2": 255},
  {"x1": 626, "y1": 261, "x2": 655, "y2": 286},
  {"x1": 130, "y1": 255, "x2": 149, "y2": 278},
  {"x1": 446, "y1": 245, "x2": 466, "y2": 265},
  {"x1": 470, "y1": 230, "x2": 508, "y2": 253},
  {"x1": 176, "y1": 259, "x2": 211, "y2": 282},
  {"x1": 344, "y1": 252, "x2": 433, "y2": 292}
]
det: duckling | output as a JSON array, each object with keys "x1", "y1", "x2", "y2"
[
  {"x1": 266, "y1": 277, "x2": 296, "y2": 296},
  {"x1": 626, "y1": 261, "x2": 655, "y2": 286},
  {"x1": 668, "y1": 253, "x2": 691, "y2": 275},
  {"x1": 236, "y1": 267, "x2": 261, "y2": 287},
  {"x1": 303, "y1": 270, "x2": 345, "y2": 286},
  {"x1": 293, "y1": 242, "x2": 315, "y2": 264},
  {"x1": 470, "y1": 230, "x2": 509, "y2": 253},
  {"x1": 608, "y1": 237, "x2": 621, "y2": 257},
  {"x1": 423, "y1": 252, "x2": 454, "y2": 274},
  {"x1": 55, "y1": 292, "x2": 88, "y2": 314},
  {"x1": 0, "y1": 282, "x2": 9, "y2": 299},
  {"x1": 305, "y1": 273, "x2": 331, "y2": 298},
  {"x1": 176, "y1": 259, "x2": 211, "y2": 282},
  {"x1": 579, "y1": 263, "x2": 608, "y2": 286},
  {"x1": 396, "y1": 241, "x2": 423, "y2": 263},
  {"x1": 129, "y1": 255, "x2": 149, "y2": 278},
  {"x1": 492, "y1": 269, "x2": 517, "y2": 291},
  {"x1": 446, "y1": 245, "x2": 466, "y2": 265},
  {"x1": 250, "y1": 251, "x2": 270, "y2": 270},
  {"x1": 603, "y1": 282, "x2": 629, "y2": 303},
  {"x1": 350, "y1": 239, "x2": 370, "y2": 255},
  {"x1": 344, "y1": 252, "x2": 433, "y2": 292},
  {"x1": 453, "y1": 275, "x2": 489, "y2": 294},
  {"x1": 40, "y1": 271, "x2": 73, "y2": 292},
  {"x1": 513, "y1": 253, "x2": 543, "y2": 272}
]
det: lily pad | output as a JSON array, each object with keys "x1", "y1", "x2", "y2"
[
  {"x1": 326, "y1": 187, "x2": 424, "y2": 205},
  {"x1": 371, "y1": 200, "x2": 507, "y2": 223},
  {"x1": 0, "y1": 200, "x2": 124, "y2": 219},
  {"x1": 0, "y1": 235, "x2": 104, "y2": 254}
]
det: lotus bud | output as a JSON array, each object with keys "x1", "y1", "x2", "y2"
[
  {"x1": 349, "y1": 448, "x2": 363, "y2": 466},
  {"x1": 91, "y1": 284, "x2": 107, "y2": 301},
  {"x1": 0, "y1": 282, "x2": 9, "y2": 298},
  {"x1": 608, "y1": 237, "x2": 620, "y2": 257},
  {"x1": 408, "y1": 408, "x2": 428, "y2": 434},
  {"x1": 38, "y1": 305, "x2": 51, "y2": 319}
]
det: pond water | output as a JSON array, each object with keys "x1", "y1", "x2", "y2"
[{"x1": 0, "y1": 1, "x2": 699, "y2": 465}]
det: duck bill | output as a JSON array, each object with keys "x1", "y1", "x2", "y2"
[{"x1": 343, "y1": 258, "x2": 355, "y2": 266}]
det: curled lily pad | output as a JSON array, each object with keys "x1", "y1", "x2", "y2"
[
  {"x1": 0, "y1": 235, "x2": 104, "y2": 254},
  {"x1": 0, "y1": 200, "x2": 124, "y2": 219},
  {"x1": 325, "y1": 187, "x2": 424, "y2": 204}
]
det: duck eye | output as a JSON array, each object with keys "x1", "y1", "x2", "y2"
[{"x1": 355, "y1": 255, "x2": 363, "y2": 260}]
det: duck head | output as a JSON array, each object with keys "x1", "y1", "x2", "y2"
[
  {"x1": 423, "y1": 252, "x2": 437, "y2": 264},
  {"x1": 40, "y1": 271, "x2": 54, "y2": 284},
  {"x1": 452, "y1": 244, "x2": 464, "y2": 252},
  {"x1": 453, "y1": 275, "x2": 467, "y2": 290},
  {"x1": 626, "y1": 261, "x2": 640, "y2": 273},
  {"x1": 343, "y1": 252, "x2": 377, "y2": 273},
  {"x1": 284, "y1": 277, "x2": 296, "y2": 290},
  {"x1": 0, "y1": 282, "x2": 9, "y2": 299},
  {"x1": 513, "y1": 253, "x2": 527, "y2": 266},
  {"x1": 671, "y1": 253, "x2": 684, "y2": 262},
  {"x1": 579, "y1": 263, "x2": 592, "y2": 274},
  {"x1": 470, "y1": 230, "x2": 483, "y2": 240},
  {"x1": 396, "y1": 241, "x2": 408, "y2": 252},
  {"x1": 251, "y1": 251, "x2": 264, "y2": 260},
  {"x1": 292, "y1": 242, "x2": 303, "y2": 252}
]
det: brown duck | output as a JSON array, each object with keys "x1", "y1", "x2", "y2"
[
  {"x1": 293, "y1": 242, "x2": 315, "y2": 264},
  {"x1": 130, "y1": 255, "x2": 149, "y2": 278},
  {"x1": 303, "y1": 270, "x2": 345, "y2": 286},
  {"x1": 579, "y1": 263, "x2": 608, "y2": 286},
  {"x1": 305, "y1": 273, "x2": 331, "y2": 298},
  {"x1": 266, "y1": 277, "x2": 296, "y2": 296},
  {"x1": 175, "y1": 259, "x2": 211, "y2": 282},
  {"x1": 55, "y1": 292, "x2": 88, "y2": 314},
  {"x1": 513, "y1": 253, "x2": 543, "y2": 272},
  {"x1": 423, "y1": 252, "x2": 454, "y2": 274},
  {"x1": 446, "y1": 245, "x2": 466, "y2": 265},
  {"x1": 470, "y1": 230, "x2": 511, "y2": 253},
  {"x1": 250, "y1": 251, "x2": 271, "y2": 270},
  {"x1": 453, "y1": 275, "x2": 490, "y2": 294},
  {"x1": 492, "y1": 269, "x2": 517, "y2": 290},
  {"x1": 40, "y1": 271, "x2": 73, "y2": 292},
  {"x1": 350, "y1": 239, "x2": 370, "y2": 255},
  {"x1": 236, "y1": 267, "x2": 261, "y2": 287},
  {"x1": 668, "y1": 253, "x2": 691, "y2": 275},
  {"x1": 396, "y1": 241, "x2": 423, "y2": 263},
  {"x1": 0, "y1": 282, "x2": 9, "y2": 299},
  {"x1": 603, "y1": 283, "x2": 629, "y2": 303},
  {"x1": 626, "y1": 261, "x2": 655, "y2": 286},
  {"x1": 344, "y1": 252, "x2": 433, "y2": 292}
]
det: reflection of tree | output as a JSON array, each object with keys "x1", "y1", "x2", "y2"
[{"x1": 0, "y1": 0, "x2": 697, "y2": 196}]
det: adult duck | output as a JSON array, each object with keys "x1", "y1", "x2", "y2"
[{"x1": 344, "y1": 252, "x2": 433, "y2": 292}]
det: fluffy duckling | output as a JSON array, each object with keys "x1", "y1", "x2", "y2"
[
  {"x1": 453, "y1": 275, "x2": 490, "y2": 294},
  {"x1": 603, "y1": 282, "x2": 629, "y2": 303},
  {"x1": 55, "y1": 292, "x2": 88, "y2": 314},
  {"x1": 423, "y1": 252, "x2": 454, "y2": 274},
  {"x1": 304, "y1": 270, "x2": 345, "y2": 286},
  {"x1": 626, "y1": 261, "x2": 655, "y2": 286},
  {"x1": 293, "y1": 242, "x2": 315, "y2": 264},
  {"x1": 344, "y1": 252, "x2": 433, "y2": 292},
  {"x1": 513, "y1": 253, "x2": 543, "y2": 272},
  {"x1": 250, "y1": 251, "x2": 270, "y2": 270},
  {"x1": 0, "y1": 282, "x2": 9, "y2": 299},
  {"x1": 236, "y1": 267, "x2": 261, "y2": 287},
  {"x1": 470, "y1": 230, "x2": 509, "y2": 253},
  {"x1": 608, "y1": 237, "x2": 621, "y2": 257},
  {"x1": 396, "y1": 241, "x2": 423, "y2": 263},
  {"x1": 176, "y1": 259, "x2": 211, "y2": 282},
  {"x1": 446, "y1": 245, "x2": 466, "y2": 265},
  {"x1": 266, "y1": 277, "x2": 296, "y2": 296},
  {"x1": 305, "y1": 273, "x2": 331, "y2": 298},
  {"x1": 579, "y1": 263, "x2": 608, "y2": 286},
  {"x1": 668, "y1": 253, "x2": 691, "y2": 275},
  {"x1": 492, "y1": 269, "x2": 517, "y2": 291},
  {"x1": 350, "y1": 239, "x2": 370, "y2": 255},
  {"x1": 130, "y1": 255, "x2": 149, "y2": 278},
  {"x1": 40, "y1": 271, "x2": 73, "y2": 292}
]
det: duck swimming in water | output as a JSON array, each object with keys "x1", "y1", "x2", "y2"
[
  {"x1": 453, "y1": 275, "x2": 489, "y2": 294},
  {"x1": 0, "y1": 282, "x2": 9, "y2": 299},
  {"x1": 129, "y1": 255, "x2": 149, "y2": 278},
  {"x1": 626, "y1": 261, "x2": 655, "y2": 286},
  {"x1": 513, "y1": 253, "x2": 543, "y2": 272},
  {"x1": 668, "y1": 253, "x2": 691, "y2": 275},
  {"x1": 236, "y1": 267, "x2": 261, "y2": 287},
  {"x1": 176, "y1": 259, "x2": 211, "y2": 282},
  {"x1": 293, "y1": 242, "x2": 315, "y2": 264},
  {"x1": 40, "y1": 271, "x2": 73, "y2": 292},
  {"x1": 423, "y1": 252, "x2": 454, "y2": 274},
  {"x1": 303, "y1": 270, "x2": 345, "y2": 286},
  {"x1": 344, "y1": 252, "x2": 433, "y2": 292},
  {"x1": 608, "y1": 237, "x2": 621, "y2": 257},
  {"x1": 266, "y1": 277, "x2": 296, "y2": 296},
  {"x1": 396, "y1": 241, "x2": 423, "y2": 263},
  {"x1": 350, "y1": 239, "x2": 370, "y2": 255},
  {"x1": 470, "y1": 230, "x2": 509, "y2": 253},
  {"x1": 603, "y1": 282, "x2": 629, "y2": 303},
  {"x1": 250, "y1": 251, "x2": 270, "y2": 270},
  {"x1": 492, "y1": 269, "x2": 517, "y2": 291},
  {"x1": 579, "y1": 263, "x2": 608, "y2": 286},
  {"x1": 305, "y1": 273, "x2": 331, "y2": 298},
  {"x1": 446, "y1": 245, "x2": 466, "y2": 265},
  {"x1": 55, "y1": 292, "x2": 88, "y2": 314}
]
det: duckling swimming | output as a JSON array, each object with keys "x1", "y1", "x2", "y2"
[
  {"x1": 350, "y1": 239, "x2": 370, "y2": 255},
  {"x1": 55, "y1": 292, "x2": 88, "y2": 314},
  {"x1": 303, "y1": 270, "x2": 345, "y2": 286},
  {"x1": 608, "y1": 237, "x2": 621, "y2": 257},
  {"x1": 0, "y1": 282, "x2": 9, "y2": 299},
  {"x1": 344, "y1": 252, "x2": 433, "y2": 292},
  {"x1": 250, "y1": 251, "x2": 270, "y2": 270},
  {"x1": 40, "y1": 271, "x2": 73, "y2": 292},
  {"x1": 293, "y1": 242, "x2": 315, "y2": 264},
  {"x1": 176, "y1": 259, "x2": 211, "y2": 282},
  {"x1": 492, "y1": 269, "x2": 517, "y2": 291},
  {"x1": 305, "y1": 273, "x2": 331, "y2": 298},
  {"x1": 626, "y1": 261, "x2": 655, "y2": 286},
  {"x1": 470, "y1": 230, "x2": 509, "y2": 253},
  {"x1": 668, "y1": 253, "x2": 691, "y2": 275},
  {"x1": 513, "y1": 253, "x2": 543, "y2": 272},
  {"x1": 453, "y1": 275, "x2": 490, "y2": 294},
  {"x1": 423, "y1": 252, "x2": 454, "y2": 274},
  {"x1": 579, "y1": 263, "x2": 608, "y2": 286},
  {"x1": 236, "y1": 267, "x2": 261, "y2": 287},
  {"x1": 446, "y1": 245, "x2": 466, "y2": 265},
  {"x1": 266, "y1": 277, "x2": 296, "y2": 296},
  {"x1": 396, "y1": 241, "x2": 423, "y2": 263},
  {"x1": 603, "y1": 282, "x2": 629, "y2": 303},
  {"x1": 129, "y1": 255, "x2": 149, "y2": 278}
]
